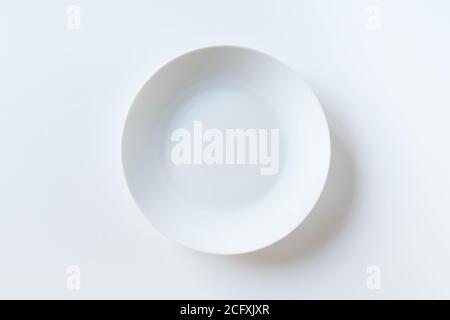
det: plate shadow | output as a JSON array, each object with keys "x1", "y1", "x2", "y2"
[{"x1": 231, "y1": 118, "x2": 356, "y2": 265}]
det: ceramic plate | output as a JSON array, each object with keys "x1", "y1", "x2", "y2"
[{"x1": 122, "y1": 46, "x2": 330, "y2": 254}]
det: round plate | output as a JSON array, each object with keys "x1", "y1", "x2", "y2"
[{"x1": 122, "y1": 46, "x2": 330, "y2": 254}]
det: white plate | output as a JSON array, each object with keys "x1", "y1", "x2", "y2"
[{"x1": 122, "y1": 46, "x2": 330, "y2": 254}]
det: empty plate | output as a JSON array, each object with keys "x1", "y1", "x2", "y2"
[{"x1": 122, "y1": 46, "x2": 330, "y2": 254}]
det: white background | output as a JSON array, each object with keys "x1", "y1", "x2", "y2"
[{"x1": 1, "y1": 0, "x2": 450, "y2": 299}]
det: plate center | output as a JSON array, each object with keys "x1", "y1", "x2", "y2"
[{"x1": 162, "y1": 80, "x2": 281, "y2": 212}]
